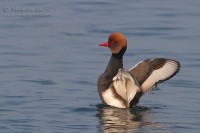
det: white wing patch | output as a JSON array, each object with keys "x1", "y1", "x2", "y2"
[{"x1": 141, "y1": 60, "x2": 179, "y2": 93}]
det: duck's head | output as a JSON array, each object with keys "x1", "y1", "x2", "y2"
[{"x1": 99, "y1": 32, "x2": 127, "y2": 55}]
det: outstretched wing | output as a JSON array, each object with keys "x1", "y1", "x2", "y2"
[{"x1": 129, "y1": 58, "x2": 180, "y2": 94}]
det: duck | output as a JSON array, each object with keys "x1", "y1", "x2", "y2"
[{"x1": 97, "y1": 32, "x2": 180, "y2": 108}]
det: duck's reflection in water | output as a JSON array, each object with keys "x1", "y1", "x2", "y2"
[{"x1": 96, "y1": 105, "x2": 167, "y2": 133}]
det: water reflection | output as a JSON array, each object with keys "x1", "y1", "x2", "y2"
[{"x1": 96, "y1": 105, "x2": 167, "y2": 133}]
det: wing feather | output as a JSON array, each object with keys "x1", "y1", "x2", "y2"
[{"x1": 129, "y1": 58, "x2": 180, "y2": 94}]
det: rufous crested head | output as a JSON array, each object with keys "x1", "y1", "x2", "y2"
[{"x1": 99, "y1": 32, "x2": 127, "y2": 54}]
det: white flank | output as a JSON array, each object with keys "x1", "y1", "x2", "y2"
[
  {"x1": 103, "y1": 88, "x2": 126, "y2": 108},
  {"x1": 113, "y1": 69, "x2": 140, "y2": 107},
  {"x1": 141, "y1": 60, "x2": 179, "y2": 93}
]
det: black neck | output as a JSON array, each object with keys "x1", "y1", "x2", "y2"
[
  {"x1": 104, "y1": 54, "x2": 123, "y2": 76},
  {"x1": 103, "y1": 48, "x2": 126, "y2": 81}
]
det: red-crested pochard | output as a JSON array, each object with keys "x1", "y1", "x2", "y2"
[{"x1": 97, "y1": 32, "x2": 180, "y2": 108}]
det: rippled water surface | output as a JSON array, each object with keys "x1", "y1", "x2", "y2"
[{"x1": 0, "y1": 0, "x2": 200, "y2": 133}]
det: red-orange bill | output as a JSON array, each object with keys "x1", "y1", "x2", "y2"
[{"x1": 99, "y1": 42, "x2": 108, "y2": 47}]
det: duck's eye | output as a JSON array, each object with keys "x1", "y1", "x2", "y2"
[
  {"x1": 110, "y1": 40, "x2": 115, "y2": 44},
  {"x1": 110, "y1": 41, "x2": 118, "y2": 46}
]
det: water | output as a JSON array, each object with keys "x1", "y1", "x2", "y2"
[{"x1": 0, "y1": 0, "x2": 200, "y2": 132}]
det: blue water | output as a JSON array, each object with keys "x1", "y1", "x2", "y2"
[{"x1": 0, "y1": 0, "x2": 200, "y2": 133}]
